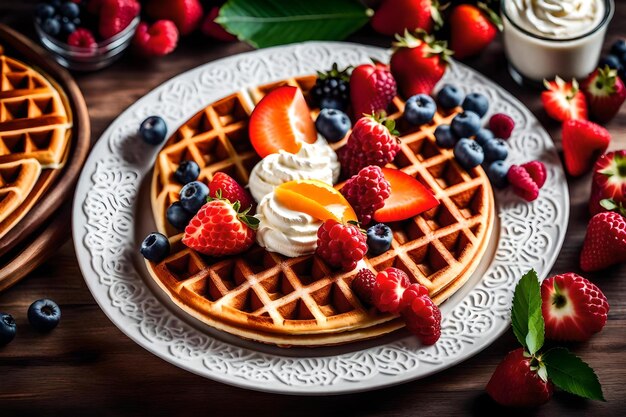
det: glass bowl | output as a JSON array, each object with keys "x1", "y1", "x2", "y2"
[{"x1": 34, "y1": 16, "x2": 140, "y2": 71}]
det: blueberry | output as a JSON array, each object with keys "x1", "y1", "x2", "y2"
[
  {"x1": 454, "y1": 138, "x2": 484, "y2": 170},
  {"x1": 140, "y1": 116, "x2": 167, "y2": 145},
  {"x1": 599, "y1": 54, "x2": 623, "y2": 71},
  {"x1": 436, "y1": 84, "x2": 464, "y2": 110},
  {"x1": 610, "y1": 39, "x2": 626, "y2": 59},
  {"x1": 179, "y1": 180, "x2": 209, "y2": 213},
  {"x1": 482, "y1": 138, "x2": 508, "y2": 162},
  {"x1": 486, "y1": 160, "x2": 509, "y2": 189},
  {"x1": 366, "y1": 223, "x2": 393, "y2": 256},
  {"x1": 434, "y1": 124, "x2": 457, "y2": 148},
  {"x1": 315, "y1": 108, "x2": 351, "y2": 142},
  {"x1": 60, "y1": 21, "x2": 76, "y2": 35},
  {"x1": 27, "y1": 299, "x2": 61, "y2": 332},
  {"x1": 474, "y1": 128, "x2": 495, "y2": 147},
  {"x1": 59, "y1": 2, "x2": 80, "y2": 18},
  {"x1": 42, "y1": 18, "x2": 61, "y2": 36},
  {"x1": 451, "y1": 111, "x2": 481, "y2": 138},
  {"x1": 404, "y1": 94, "x2": 437, "y2": 126},
  {"x1": 50, "y1": 0, "x2": 62, "y2": 7},
  {"x1": 462, "y1": 93, "x2": 489, "y2": 118},
  {"x1": 174, "y1": 160, "x2": 200, "y2": 184},
  {"x1": 166, "y1": 201, "x2": 194, "y2": 231},
  {"x1": 36, "y1": 3, "x2": 56, "y2": 20},
  {"x1": 140, "y1": 232, "x2": 170, "y2": 262},
  {"x1": 320, "y1": 97, "x2": 346, "y2": 112},
  {"x1": 0, "y1": 313, "x2": 16, "y2": 346}
]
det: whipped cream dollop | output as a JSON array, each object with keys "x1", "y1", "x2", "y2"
[
  {"x1": 248, "y1": 136, "x2": 340, "y2": 203},
  {"x1": 506, "y1": 0, "x2": 604, "y2": 38},
  {"x1": 255, "y1": 192, "x2": 320, "y2": 257}
]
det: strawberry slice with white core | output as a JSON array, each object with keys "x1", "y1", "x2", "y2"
[
  {"x1": 249, "y1": 86, "x2": 317, "y2": 158},
  {"x1": 541, "y1": 76, "x2": 588, "y2": 122}
]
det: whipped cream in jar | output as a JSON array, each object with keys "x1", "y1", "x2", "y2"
[{"x1": 501, "y1": 0, "x2": 614, "y2": 83}]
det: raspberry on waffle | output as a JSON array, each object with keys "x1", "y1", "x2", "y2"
[{"x1": 147, "y1": 75, "x2": 494, "y2": 347}]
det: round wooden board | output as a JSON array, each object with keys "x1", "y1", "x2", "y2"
[{"x1": 0, "y1": 24, "x2": 90, "y2": 291}]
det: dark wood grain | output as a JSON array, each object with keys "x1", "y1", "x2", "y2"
[{"x1": 1, "y1": 3, "x2": 625, "y2": 417}]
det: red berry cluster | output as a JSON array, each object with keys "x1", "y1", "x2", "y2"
[
  {"x1": 315, "y1": 220, "x2": 367, "y2": 272},
  {"x1": 351, "y1": 267, "x2": 441, "y2": 345},
  {"x1": 340, "y1": 165, "x2": 391, "y2": 225}
]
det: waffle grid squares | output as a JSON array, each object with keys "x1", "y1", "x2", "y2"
[{"x1": 148, "y1": 75, "x2": 493, "y2": 345}]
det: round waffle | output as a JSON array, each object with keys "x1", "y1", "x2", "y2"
[
  {"x1": 0, "y1": 52, "x2": 72, "y2": 239},
  {"x1": 146, "y1": 75, "x2": 494, "y2": 347}
]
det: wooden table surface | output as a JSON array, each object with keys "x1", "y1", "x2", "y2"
[{"x1": 1, "y1": 3, "x2": 625, "y2": 416}]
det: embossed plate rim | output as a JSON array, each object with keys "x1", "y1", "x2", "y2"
[{"x1": 72, "y1": 41, "x2": 569, "y2": 395}]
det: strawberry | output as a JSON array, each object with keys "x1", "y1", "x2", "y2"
[
  {"x1": 581, "y1": 66, "x2": 626, "y2": 123},
  {"x1": 486, "y1": 348, "x2": 554, "y2": 407},
  {"x1": 589, "y1": 150, "x2": 626, "y2": 216},
  {"x1": 562, "y1": 119, "x2": 611, "y2": 177},
  {"x1": 371, "y1": 0, "x2": 442, "y2": 36},
  {"x1": 349, "y1": 62, "x2": 397, "y2": 119},
  {"x1": 580, "y1": 211, "x2": 626, "y2": 271},
  {"x1": 338, "y1": 115, "x2": 400, "y2": 177},
  {"x1": 390, "y1": 30, "x2": 452, "y2": 98},
  {"x1": 146, "y1": 0, "x2": 203, "y2": 36},
  {"x1": 541, "y1": 77, "x2": 588, "y2": 122},
  {"x1": 98, "y1": 0, "x2": 140, "y2": 40},
  {"x1": 374, "y1": 167, "x2": 439, "y2": 222},
  {"x1": 133, "y1": 20, "x2": 179, "y2": 57},
  {"x1": 208, "y1": 172, "x2": 254, "y2": 211},
  {"x1": 182, "y1": 198, "x2": 258, "y2": 257},
  {"x1": 201, "y1": 6, "x2": 237, "y2": 42},
  {"x1": 371, "y1": 267, "x2": 411, "y2": 314},
  {"x1": 449, "y1": 3, "x2": 501, "y2": 60},
  {"x1": 249, "y1": 86, "x2": 317, "y2": 158},
  {"x1": 541, "y1": 273, "x2": 609, "y2": 342}
]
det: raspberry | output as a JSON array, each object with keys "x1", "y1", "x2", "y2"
[
  {"x1": 507, "y1": 161, "x2": 547, "y2": 202},
  {"x1": 67, "y1": 28, "x2": 97, "y2": 51},
  {"x1": 316, "y1": 220, "x2": 367, "y2": 271},
  {"x1": 371, "y1": 267, "x2": 410, "y2": 314},
  {"x1": 521, "y1": 160, "x2": 547, "y2": 188},
  {"x1": 400, "y1": 286, "x2": 441, "y2": 345},
  {"x1": 339, "y1": 116, "x2": 400, "y2": 178},
  {"x1": 340, "y1": 165, "x2": 390, "y2": 225},
  {"x1": 489, "y1": 113, "x2": 515, "y2": 140},
  {"x1": 351, "y1": 269, "x2": 377, "y2": 305},
  {"x1": 99, "y1": 0, "x2": 140, "y2": 39},
  {"x1": 146, "y1": 0, "x2": 203, "y2": 36},
  {"x1": 209, "y1": 172, "x2": 254, "y2": 211},
  {"x1": 133, "y1": 20, "x2": 179, "y2": 57}
]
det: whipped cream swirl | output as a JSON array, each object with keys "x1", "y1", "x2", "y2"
[
  {"x1": 248, "y1": 136, "x2": 340, "y2": 203},
  {"x1": 507, "y1": 0, "x2": 604, "y2": 38},
  {"x1": 254, "y1": 193, "x2": 320, "y2": 257}
]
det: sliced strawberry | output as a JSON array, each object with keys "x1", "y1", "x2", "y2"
[
  {"x1": 541, "y1": 273, "x2": 609, "y2": 341},
  {"x1": 562, "y1": 119, "x2": 611, "y2": 177},
  {"x1": 374, "y1": 168, "x2": 439, "y2": 222},
  {"x1": 541, "y1": 76, "x2": 588, "y2": 122},
  {"x1": 249, "y1": 86, "x2": 317, "y2": 158}
]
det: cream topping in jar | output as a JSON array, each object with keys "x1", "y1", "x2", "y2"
[{"x1": 506, "y1": 0, "x2": 604, "y2": 38}]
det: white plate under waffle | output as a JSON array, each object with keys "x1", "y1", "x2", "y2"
[{"x1": 72, "y1": 42, "x2": 569, "y2": 395}]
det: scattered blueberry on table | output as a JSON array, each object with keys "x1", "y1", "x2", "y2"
[
  {"x1": 27, "y1": 299, "x2": 61, "y2": 332},
  {"x1": 0, "y1": 313, "x2": 17, "y2": 346}
]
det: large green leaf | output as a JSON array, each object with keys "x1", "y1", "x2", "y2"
[
  {"x1": 511, "y1": 269, "x2": 544, "y2": 355},
  {"x1": 216, "y1": 0, "x2": 373, "y2": 48},
  {"x1": 543, "y1": 348, "x2": 605, "y2": 401}
]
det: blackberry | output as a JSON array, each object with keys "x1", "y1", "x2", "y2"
[{"x1": 311, "y1": 63, "x2": 351, "y2": 111}]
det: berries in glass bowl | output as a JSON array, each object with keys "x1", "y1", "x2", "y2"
[{"x1": 34, "y1": 0, "x2": 140, "y2": 71}]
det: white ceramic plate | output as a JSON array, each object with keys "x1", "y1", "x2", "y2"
[{"x1": 72, "y1": 42, "x2": 569, "y2": 395}]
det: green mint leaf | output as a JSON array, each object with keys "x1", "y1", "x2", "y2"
[
  {"x1": 216, "y1": 0, "x2": 372, "y2": 49},
  {"x1": 543, "y1": 348, "x2": 605, "y2": 401},
  {"x1": 511, "y1": 269, "x2": 544, "y2": 354}
]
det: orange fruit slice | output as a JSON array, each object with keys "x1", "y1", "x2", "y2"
[{"x1": 274, "y1": 179, "x2": 358, "y2": 223}]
